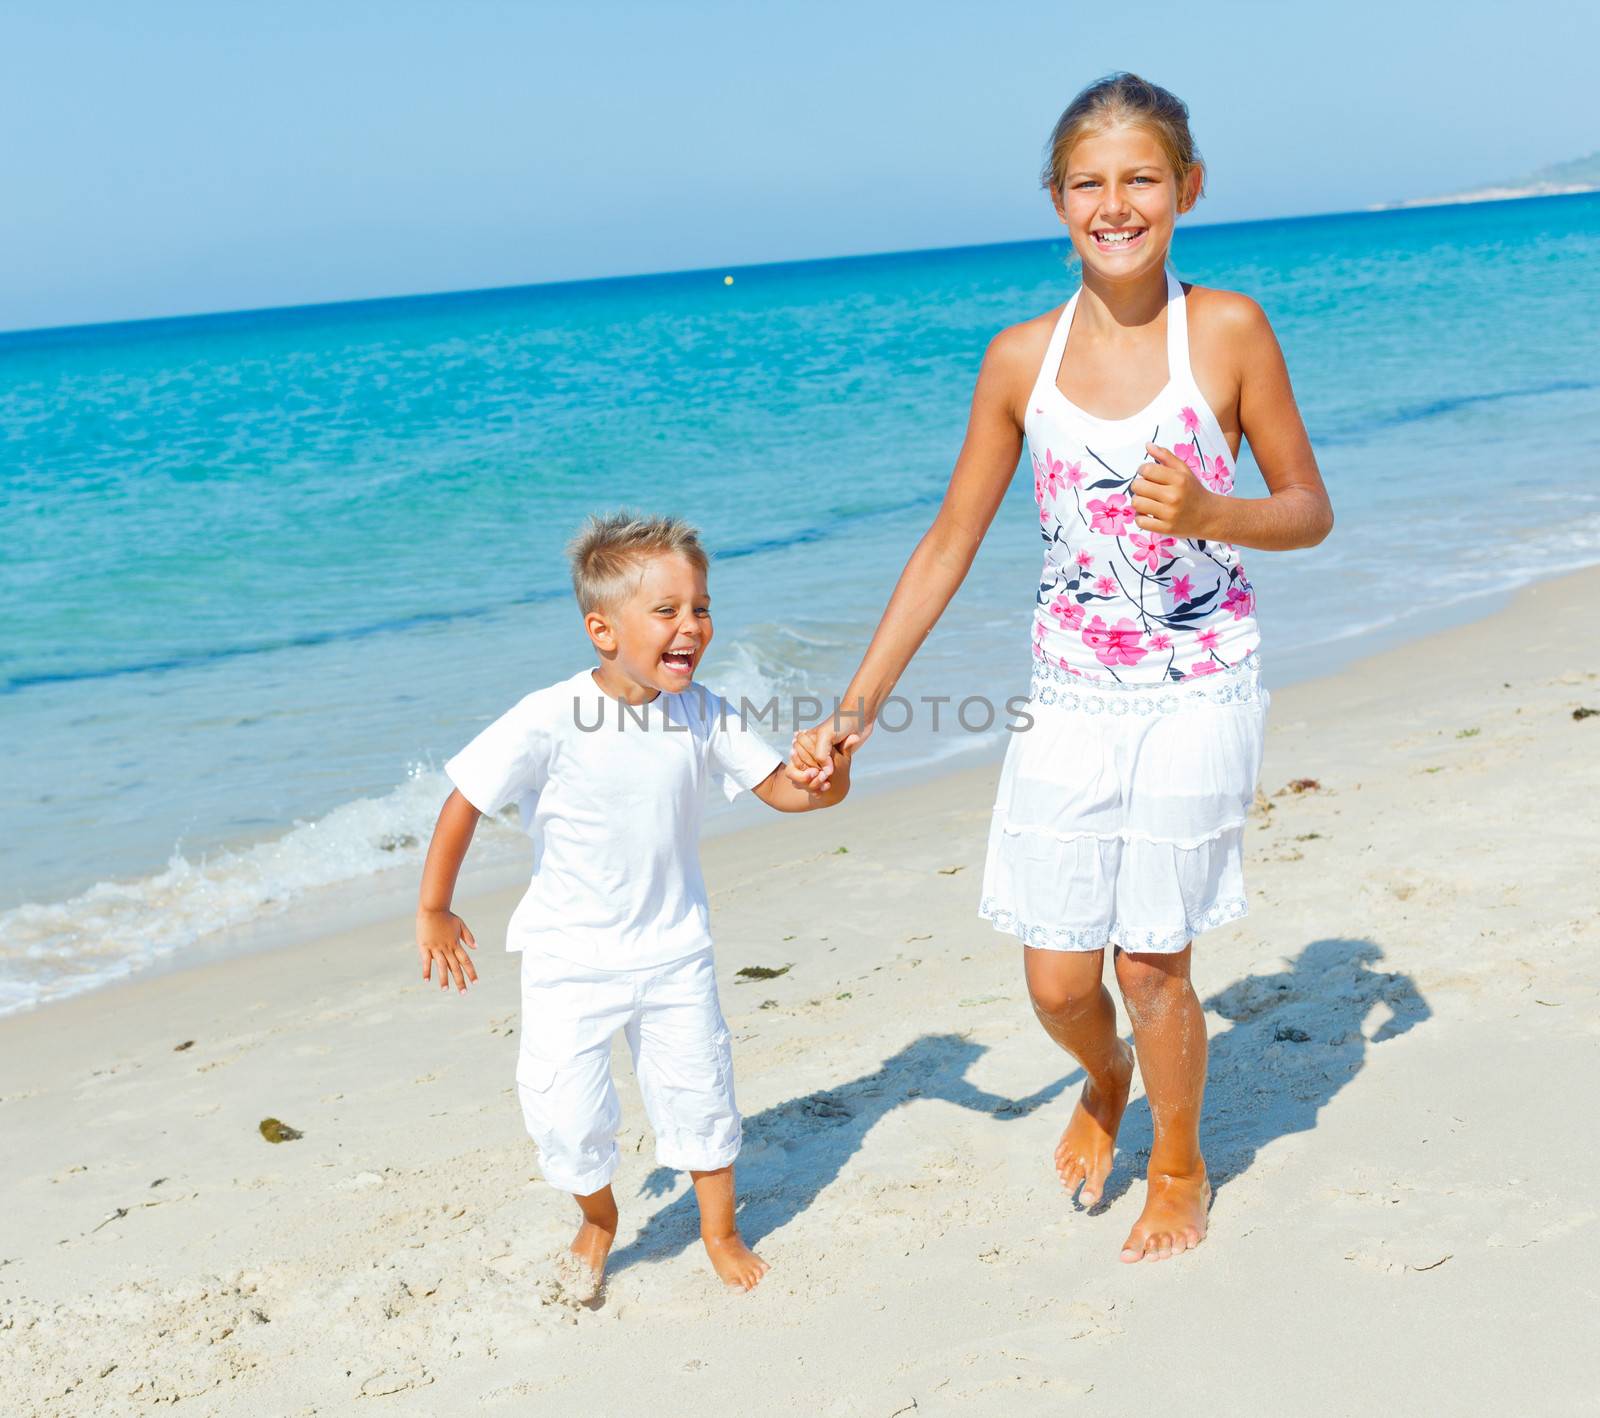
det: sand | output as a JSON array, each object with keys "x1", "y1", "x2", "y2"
[{"x1": 3, "y1": 569, "x2": 1597, "y2": 1416}]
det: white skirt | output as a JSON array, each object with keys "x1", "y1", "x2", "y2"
[{"x1": 980, "y1": 654, "x2": 1268, "y2": 954}]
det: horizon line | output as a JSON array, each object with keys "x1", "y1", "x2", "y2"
[{"x1": 4, "y1": 189, "x2": 1591, "y2": 346}]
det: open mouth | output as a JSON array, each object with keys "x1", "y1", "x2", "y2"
[
  {"x1": 661, "y1": 649, "x2": 695, "y2": 675},
  {"x1": 1091, "y1": 226, "x2": 1147, "y2": 252}
]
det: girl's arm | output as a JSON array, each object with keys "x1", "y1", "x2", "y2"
[
  {"x1": 794, "y1": 326, "x2": 1034, "y2": 780},
  {"x1": 1133, "y1": 297, "x2": 1333, "y2": 551},
  {"x1": 416, "y1": 789, "x2": 481, "y2": 992}
]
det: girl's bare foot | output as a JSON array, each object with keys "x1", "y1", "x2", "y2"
[
  {"x1": 1119, "y1": 1167, "x2": 1210, "y2": 1263},
  {"x1": 703, "y1": 1232, "x2": 770, "y2": 1291},
  {"x1": 1055, "y1": 1039, "x2": 1134, "y2": 1207}
]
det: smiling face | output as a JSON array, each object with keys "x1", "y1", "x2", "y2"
[
  {"x1": 584, "y1": 551, "x2": 711, "y2": 701},
  {"x1": 1052, "y1": 123, "x2": 1201, "y2": 284}
]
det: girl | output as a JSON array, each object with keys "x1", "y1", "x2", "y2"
[{"x1": 791, "y1": 73, "x2": 1332, "y2": 1263}]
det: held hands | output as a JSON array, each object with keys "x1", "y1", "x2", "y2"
[
  {"x1": 786, "y1": 723, "x2": 865, "y2": 795},
  {"x1": 1131, "y1": 443, "x2": 1220, "y2": 540},
  {"x1": 416, "y1": 908, "x2": 478, "y2": 993}
]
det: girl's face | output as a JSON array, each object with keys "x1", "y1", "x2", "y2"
[{"x1": 1052, "y1": 124, "x2": 1201, "y2": 283}]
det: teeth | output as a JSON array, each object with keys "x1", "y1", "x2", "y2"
[{"x1": 1095, "y1": 230, "x2": 1142, "y2": 245}]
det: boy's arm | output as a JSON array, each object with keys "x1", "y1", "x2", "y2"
[
  {"x1": 750, "y1": 741, "x2": 856, "y2": 813},
  {"x1": 416, "y1": 789, "x2": 483, "y2": 993}
]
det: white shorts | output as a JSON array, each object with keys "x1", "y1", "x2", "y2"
[
  {"x1": 515, "y1": 948, "x2": 740, "y2": 1195},
  {"x1": 980, "y1": 653, "x2": 1268, "y2": 955}
]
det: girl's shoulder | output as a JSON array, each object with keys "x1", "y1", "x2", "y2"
[
  {"x1": 981, "y1": 306, "x2": 1061, "y2": 389},
  {"x1": 1183, "y1": 282, "x2": 1276, "y2": 342},
  {"x1": 978, "y1": 307, "x2": 1065, "y2": 423},
  {"x1": 988, "y1": 305, "x2": 1062, "y2": 364},
  {"x1": 1183, "y1": 283, "x2": 1281, "y2": 379}
]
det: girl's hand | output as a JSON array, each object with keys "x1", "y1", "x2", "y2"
[
  {"x1": 416, "y1": 908, "x2": 478, "y2": 993},
  {"x1": 1131, "y1": 444, "x2": 1220, "y2": 540}
]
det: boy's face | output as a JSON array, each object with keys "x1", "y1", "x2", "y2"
[{"x1": 585, "y1": 552, "x2": 712, "y2": 697}]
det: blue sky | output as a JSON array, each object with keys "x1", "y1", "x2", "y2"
[{"x1": 2, "y1": 0, "x2": 1596, "y2": 331}]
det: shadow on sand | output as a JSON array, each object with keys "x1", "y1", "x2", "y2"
[
  {"x1": 606, "y1": 1032, "x2": 1078, "y2": 1275},
  {"x1": 608, "y1": 936, "x2": 1429, "y2": 1269},
  {"x1": 1097, "y1": 935, "x2": 1431, "y2": 1207}
]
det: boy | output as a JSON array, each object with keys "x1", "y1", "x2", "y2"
[{"x1": 415, "y1": 512, "x2": 853, "y2": 1294}]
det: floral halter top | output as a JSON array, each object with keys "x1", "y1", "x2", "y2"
[{"x1": 1027, "y1": 267, "x2": 1260, "y2": 686}]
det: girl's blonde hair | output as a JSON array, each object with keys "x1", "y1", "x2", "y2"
[
  {"x1": 566, "y1": 510, "x2": 709, "y2": 613},
  {"x1": 1041, "y1": 72, "x2": 1204, "y2": 202}
]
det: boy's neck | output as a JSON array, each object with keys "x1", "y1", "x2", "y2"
[{"x1": 589, "y1": 664, "x2": 664, "y2": 706}]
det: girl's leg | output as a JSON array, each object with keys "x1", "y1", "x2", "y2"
[
  {"x1": 1025, "y1": 946, "x2": 1135, "y2": 1206},
  {"x1": 1113, "y1": 944, "x2": 1210, "y2": 1262}
]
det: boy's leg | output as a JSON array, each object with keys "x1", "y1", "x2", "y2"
[
  {"x1": 629, "y1": 951, "x2": 766, "y2": 1290},
  {"x1": 1024, "y1": 945, "x2": 1134, "y2": 1207},
  {"x1": 517, "y1": 952, "x2": 631, "y2": 1282},
  {"x1": 689, "y1": 1165, "x2": 768, "y2": 1292},
  {"x1": 1113, "y1": 943, "x2": 1210, "y2": 1262},
  {"x1": 572, "y1": 1183, "x2": 620, "y2": 1276}
]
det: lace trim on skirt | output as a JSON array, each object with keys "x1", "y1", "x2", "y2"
[
  {"x1": 1028, "y1": 650, "x2": 1264, "y2": 714},
  {"x1": 978, "y1": 894, "x2": 1248, "y2": 954}
]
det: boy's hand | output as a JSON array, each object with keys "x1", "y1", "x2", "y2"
[{"x1": 417, "y1": 908, "x2": 478, "y2": 993}]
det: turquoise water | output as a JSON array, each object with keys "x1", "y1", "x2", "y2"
[{"x1": 4, "y1": 193, "x2": 1599, "y2": 1012}]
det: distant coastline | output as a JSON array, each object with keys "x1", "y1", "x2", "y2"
[{"x1": 1372, "y1": 150, "x2": 1599, "y2": 210}]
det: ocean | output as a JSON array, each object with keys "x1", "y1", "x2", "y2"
[{"x1": 4, "y1": 192, "x2": 1598, "y2": 1015}]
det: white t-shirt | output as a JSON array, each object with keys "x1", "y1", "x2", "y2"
[{"x1": 445, "y1": 670, "x2": 783, "y2": 970}]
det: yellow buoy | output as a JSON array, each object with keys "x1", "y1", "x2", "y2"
[{"x1": 723, "y1": 275, "x2": 734, "y2": 286}]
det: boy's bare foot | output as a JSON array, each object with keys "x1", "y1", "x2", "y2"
[
  {"x1": 571, "y1": 1217, "x2": 616, "y2": 1277},
  {"x1": 703, "y1": 1232, "x2": 770, "y2": 1292},
  {"x1": 1119, "y1": 1167, "x2": 1210, "y2": 1263},
  {"x1": 1055, "y1": 1039, "x2": 1134, "y2": 1207}
]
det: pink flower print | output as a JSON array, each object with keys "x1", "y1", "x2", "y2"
[
  {"x1": 1094, "y1": 575, "x2": 1117, "y2": 596},
  {"x1": 1188, "y1": 659, "x2": 1221, "y2": 677},
  {"x1": 1086, "y1": 493, "x2": 1135, "y2": 537},
  {"x1": 1063, "y1": 461, "x2": 1084, "y2": 487},
  {"x1": 1180, "y1": 406, "x2": 1200, "y2": 434},
  {"x1": 1170, "y1": 574, "x2": 1194, "y2": 603},
  {"x1": 1222, "y1": 585, "x2": 1255, "y2": 620},
  {"x1": 1129, "y1": 529, "x2": 1176, "y2": 570},
  {"x1": 1149, "y1": 632, "x2": 1173, "y2": 652},
  {"x1": 1031, "y1": 454, "x2": 1045, "y2": 503},
  {"x1": 1081, "y1": 615, "x2": 1149, "y2": 668},
  {"x1": 1049, "y1": 594, "x2": 1085, "y2": 629},
  {"x1": 1038, "y1": 449, "x2": 1067, "y2": 499},
  {"x1": 1197, "y1": 628, "x2": 1220, "y2": 652},
  {"x1": 1075, "y1": 549, "x2": 1095, "y2": 570},
  {"x1": 1039, "y1": 504, "x2": 1050, "y2": 527},
  {"x1": 1173, "y1": 441, "x2": 1203, "y2": 475},
  {"x1": 1202, "y1": 455, "x2": 1234, "y2": 494}
]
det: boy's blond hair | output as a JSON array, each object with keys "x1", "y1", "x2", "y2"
[{"x1": 566, "y1": 511, "x2": 710, "y2": 614}]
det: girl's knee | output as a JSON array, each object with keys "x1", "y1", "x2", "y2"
[
  {"x1": 1113, "y1": 947, "x2": 1192, "y2": 1009},
  {"x1": 1025, "y1": 948, "x2": 1105, "y2": 1018}
]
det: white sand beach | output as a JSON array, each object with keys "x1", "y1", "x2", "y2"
[{"x1": 3, "y1": 569, "x2": 1597, "y2": 1416}]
